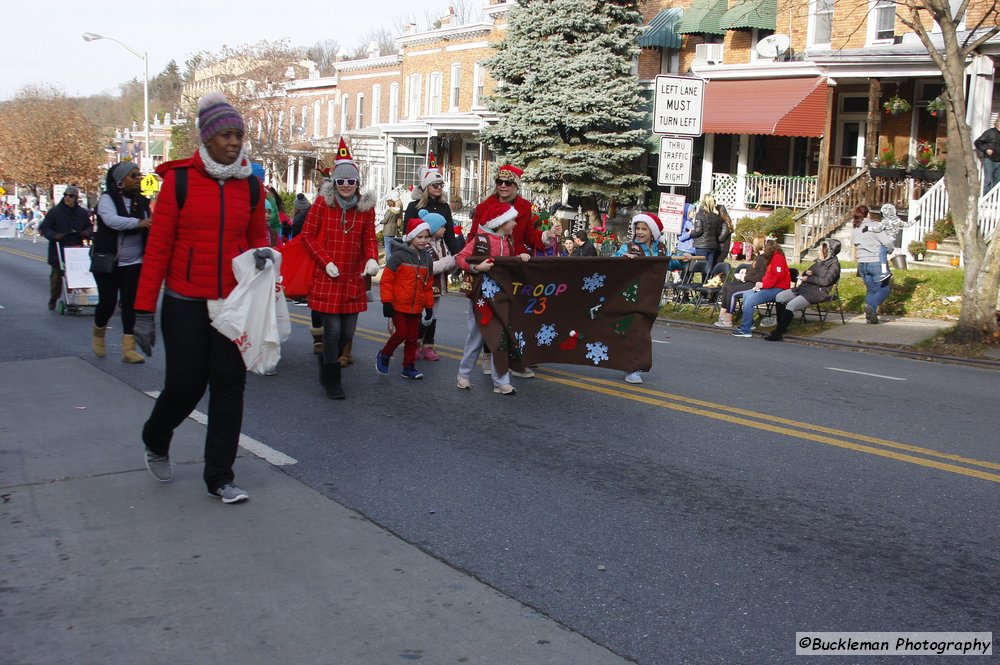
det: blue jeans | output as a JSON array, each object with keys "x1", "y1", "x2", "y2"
[
  {"x1": 858, "y1": 261, "x2": 891, "y2": 312},
  {"x1": 739, "y1": 287, "x2": 783, "y2": 333},
  {"x1": 983, "y1": 159, "x2": 1000, "y2": 195},
  {"x1": 693, "y1": 248, "x2": 716, "y2": 268}
]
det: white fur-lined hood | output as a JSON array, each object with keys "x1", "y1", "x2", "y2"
[{"x1": 318, "y1": 183, "x2": 376, "y2": 212}]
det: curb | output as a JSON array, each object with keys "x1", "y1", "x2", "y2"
[{"x1": 658, "y1": 318, "x2": 1000, "y2": 371}]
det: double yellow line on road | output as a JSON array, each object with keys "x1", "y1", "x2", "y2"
[
  {"x1": 0, "y1": 243, "x2": 46, "y2": 262},
  {"x1": 292, "y1": 311, "x2": 1000, "y2": 485}
]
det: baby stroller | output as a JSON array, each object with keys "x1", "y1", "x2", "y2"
[{"x1": 55, "y1": 243, "x2": 99, "y2": 315}]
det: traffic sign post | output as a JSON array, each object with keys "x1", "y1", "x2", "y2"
[
  {"x1": 652, "y1": 75, "x2": 705, "y2": 190},
  {"x1": 652, "y1": 75, "x2": 705, "y2": 137},
  {"x1": 656, "y1": 136, "x2": 694, "y2": 187}
]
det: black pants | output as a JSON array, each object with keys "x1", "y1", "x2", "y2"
[
  {"x1": 418, "y1": 318, "x2": 437, "y2": 345},
  {"x1": 94, "y1": 263, "x2": 142, "y2": 333},
  {"x1": 320, "y1": 313, "x2": 358, "y2": 363},
  {"x1": 142, "y1": 295, "x2": 246, "y2": 492},
  {"x1": 49, "y1": 266, "x2": 64, "y2": 303}
]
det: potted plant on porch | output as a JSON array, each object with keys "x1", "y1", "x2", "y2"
[
  {"x1": 882, "y1": 95, "x2": 912, "y2": 116},
  {"x1": 869, "y1": 145, "x2": 907, "y2": 179},
  {"x1": 923, "y1": 231, "x2": 942, "y2": 250},
  {"x1": 907, "y1": 240, "x2": 926, "y2": 260},
  {"x1": 908, "y1": 140, "x2": 945, "y2": 181}
]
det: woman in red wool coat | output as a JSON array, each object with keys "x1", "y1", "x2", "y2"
[{"x1": 300, "y1": 139, "x2": 380, "y2": 400}]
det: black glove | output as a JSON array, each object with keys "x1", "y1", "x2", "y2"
[
  {"x1": 133, "y1": 312, "x2": 156, "y2": 357},
  {"x1": 421, "y1": 308, "x2": 434, "y2": 326},
  {"x1": 382, "y1": 303, "x2": 395, "y2": 318},
  {"x1": 253, "y1": 248, "x2": 274, "y2": 271}
]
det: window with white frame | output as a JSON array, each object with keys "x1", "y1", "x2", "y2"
[
  {"x1": 340, "y1": 94, "x2": 349, "y2": 131},
  {"x1": 407, "y1": 74, "x2": 421, "y2": 120},
  {"x1": 327, "y1": 99, "x2": 336, "y2": 136},
  {"x1": 389, "y1": 83, "x2": 400, "y2": 123},
  {"x1": 867, "y1": 0, "x2": 895, "y2": 43},
  {"x1": 300, "y1": 105, "x2": 308, "y2": 137},
  {"x1": 750, "y1": 28, "x2": 776, "y2": 61},
  {"x1": 371, "y1": 85, "x2": 382, "y2": 124},
  {"x1": 808, "y1": 0, "x2": 834, "y2": 47},
  {"x1": 472, "y1": 63, "x2": 484, "y2": 107},
  {"x1": 313, "y1": 101, "x2": 321, "y2": 137},
  {"x1": 427, "y1": 72, "x2": 443, "y2": 115},
  {"x1": 289, "y1": 107, "x2": 297, "y2": 136},
  {"x1": 450, "y1": 63, "x2": 462, "y2": 111},
  {"x1": 277, "y1": 110, "x2": 284, "y2": 142},
  {"x1": 356, "y1": 93, "x2": 365, "y2": 128}
]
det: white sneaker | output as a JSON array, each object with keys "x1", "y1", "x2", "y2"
[
  {"x1": 481, "y1": 355, "x2": 492, "y2": 375},
  {"x1": 493, "y1": 384, "x2": 516, "y2": 395},
  {"x1": 713, "y1": 319, "x2": 731, "y2": 328},
  {"x1": 456, "y1": 375, "x2": 472, "y2": 390},
  {"x1": 624, "y1": 371, "x2": 643, "y2": 384},
  {"x1": 510, "y1": 367, "x2": 535, "y2": 378}
]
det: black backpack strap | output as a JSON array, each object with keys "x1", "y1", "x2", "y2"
[
  {"x1": 175, "y1": 167, "x2": 259, "y2": 213},
  {"x1": 174, "y1": 167, "x2": 188, "y2": 211},
  {"x1": 248, "y1": 175, "x2": 260, "y2": 213}
]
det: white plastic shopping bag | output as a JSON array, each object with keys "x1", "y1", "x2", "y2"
[{"x1": 211, "y1": 249, "x2": 290, "y2": 375}]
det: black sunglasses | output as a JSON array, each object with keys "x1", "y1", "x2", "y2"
[
  {"x1": 495, "y1": 179, "x2": 516, "y2": 187},
  {"x1": 334, "y1": 178, "x2": 358, "y2": 186},
  {"x1": 64, "y1": 193, "x2": 78, "y2": 198}
]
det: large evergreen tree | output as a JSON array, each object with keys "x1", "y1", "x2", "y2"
[{"x1": 481, "y1": 0, "x2": 649, "y2": 203}]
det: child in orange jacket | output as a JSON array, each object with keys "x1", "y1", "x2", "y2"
[{"x1": 376, "y1": 217, "x2": 435, "y2": 379}]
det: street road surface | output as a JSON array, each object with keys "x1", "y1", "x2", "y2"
[{"x1": 2, "y1": 239, "x2": 997, "y2": 663}]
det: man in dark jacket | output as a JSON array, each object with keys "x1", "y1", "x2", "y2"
[
  {"x1": 974, "y1": 118, "x2": 1000, "y2": 195},
  {"x1": 38, "y1": 186, "x2": 92, "y2": 309},
  {"x1": 764, "y1": 239, "x2": 842, "y2": 341},
  {"x1": 571, "y1": 230, "x2": 598, "y2": 256}
]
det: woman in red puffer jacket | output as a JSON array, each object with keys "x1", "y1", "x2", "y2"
[{"x1": 133, "y1": 93, "x2": 268, "y2": 504}]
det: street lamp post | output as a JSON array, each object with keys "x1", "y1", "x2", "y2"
[{"x1": 82, "y1": 32, "x2": 149, "y2": 171}]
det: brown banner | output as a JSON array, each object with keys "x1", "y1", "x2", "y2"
[{"x1": 472, "y1": 256, "x2": 669, "y2": 375}]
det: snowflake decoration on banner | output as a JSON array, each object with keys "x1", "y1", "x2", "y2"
[
  {"x1": 536, "y1": 323, "x2": 557, "y2": 346},
  {"x1": 585, "y1": 341, "x2": 609, "y2": 365},
  {"x1": 476, "y1": 298, "x2": 486, "y2": 309},
  {"x1": 582, "y1": 272, "x2": 606, "y2": 293},
  {"x1": 514, "y1": 331, "x2": 526, "y2": 351},
  {"x1": 480, "y1": 275, "x2": 500, "y2": 300}
]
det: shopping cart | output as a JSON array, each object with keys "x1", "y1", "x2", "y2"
[{"x1": 56, "y1": 243, "x2": 99, "y2": 315}]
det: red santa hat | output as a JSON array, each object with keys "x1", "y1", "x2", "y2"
[
  {"x1": 630, "y1": 213, "x2": 663, "y2": 242},
  {"x1": 496, "y1": 164, "x2": 523, "y2": 184},
  {"x1": 402, "y1": 217, "x2": 430, "y2": 242},
  {"x1": 479, "y1": 199, "x2": 518, "y2": 230},
  {"x1": 419, "y1": 151, "x2": 445, "y2": 190},
  {"x1": 332, "y1": 138, "x2": 359, "y2": 181}
]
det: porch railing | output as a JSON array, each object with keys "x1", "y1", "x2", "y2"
[
  {"x1": 792, "y1": 168, "x2": 870, "y2": 260},
  {"x1": 712, "y1": 173, "x2": 818, "y2": 210},
  {"x1": 904, "y1": 178, "x2": 1000, "y2": 255},
  {"x1": 826, "y1": 165, "x2": 862, "y2": 194}
]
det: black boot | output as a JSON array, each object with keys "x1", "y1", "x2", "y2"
[
  {"x1": 764, "y1": 304, "x2": 793, "y2": 341},
  {"x1": 318, "y1": 355, "x2": 346, "y2": 400}
]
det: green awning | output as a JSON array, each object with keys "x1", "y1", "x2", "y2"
[
  {"x1": 639, "y1": 8, "x2": 684, "y2": 49},
  {"x1": 149, "y1": 140, "x2": 164, "y2": 157},
  {"x1": 676, "y1": 0, "x2": 729, "y2": 36},
  {"x1": 720, "y1": 0, "x2": 777, "y2": 31}
]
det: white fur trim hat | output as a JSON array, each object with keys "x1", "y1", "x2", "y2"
[
  {"x1": 630, "y1": 213, "x2": 662, "y2": 242},
  {"x1": 479, "y1": 199, "x2": 518, "y2": 230},
  {"x1": 418, "y1": 151, "x2": 444, "y2": 190}
]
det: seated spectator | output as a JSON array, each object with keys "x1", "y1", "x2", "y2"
[
  {"x1": 731, "y1": 241, "x2": 790, "y2": 338},
  {"x1": 765, "y1": 239, "x2": 841, "y2": 341},
  {"x1": 714, "y1": 237, "x2": 771, "y2": 328},
  {"x1": 571, "y1": 230, "x2": 598, "y2": 256}
]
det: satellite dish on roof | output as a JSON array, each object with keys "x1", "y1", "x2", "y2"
[{"x1": 755, "y1": 33, "x2": 791, "y2": 59}]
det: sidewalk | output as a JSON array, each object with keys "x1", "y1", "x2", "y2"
[
  {"x1": 1, "y1": 357, "x2": 627, "y2": 665},
  {"x1": 806, "y1": 313, "x2": 955, "y2": 346}
]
